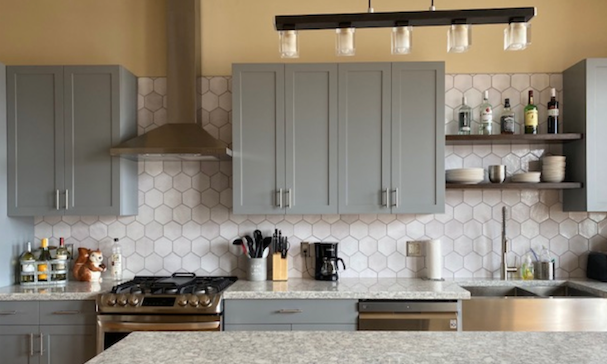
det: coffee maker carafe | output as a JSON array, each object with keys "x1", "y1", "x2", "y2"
[{"x1": 314, "y1": 243, "x2": 346, "y2": 281}]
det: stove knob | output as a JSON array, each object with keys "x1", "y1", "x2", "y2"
[
  {"x1": 117, "y1": 294, "x2": 128, "y2": 306},
  {"x1": 128, "y1": 295, "x2": 140, "y2": 306},
  {"x1": 198, "y1": 294, "x2": 212, "y2": 307},
  {"x1": 177, "y1": 295, "x2": 188, "y2": 307},
  {"x1": 104, "y1": 294, "x2": 117, "y2": 306},
  {"x1": 189, "y1": 295, "x2": 199, "y2": 307}
]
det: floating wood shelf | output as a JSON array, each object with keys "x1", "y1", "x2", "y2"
[
  {"x1": 445, "y1": 133, "x2": 583, "y2": 145},
  {"x1": 446, "y1": 182, "x2": 582, "y2": 190}
]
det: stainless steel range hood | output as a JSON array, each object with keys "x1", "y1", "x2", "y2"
[{"x1": 110, "y1": 0, "x2": 232, "y2": 161}]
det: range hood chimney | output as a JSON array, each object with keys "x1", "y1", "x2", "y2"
[{"x1": 110, "y1": 0, "x2": 232, "y2": 161}]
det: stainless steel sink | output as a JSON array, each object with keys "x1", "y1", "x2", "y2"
[
  {"x1": 461, "y1": 285, "x2": 607, "y2": 331},
  {"x1": 463, "y1": 286, "x2": 537, "y2": 297}
]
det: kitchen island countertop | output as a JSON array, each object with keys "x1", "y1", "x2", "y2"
[{"x1": 86, "y1": 331, "x2": 607, "y2": 364}]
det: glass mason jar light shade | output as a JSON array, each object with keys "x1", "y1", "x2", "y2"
[
  {"x1": 391, "y1": 26, "x2": 412, "y2": 55},
  {"x1": 447, "y1": 24, "x2": 471, "y2": 53},
  {"x1": 504, "y1": 22, "x2": 531, "y2": 51},
  {"x1": 279, "y1": 30, "x2": 299, "y2": 58},
  {"x1": 336, "y1": 28, "x2": 356, "y2": 56}
]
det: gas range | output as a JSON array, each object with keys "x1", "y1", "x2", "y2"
[{"x1": 97, "y1": 273, "x2": 237, "y2": 315}]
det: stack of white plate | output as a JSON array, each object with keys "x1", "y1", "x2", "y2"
[
  {"x1": 446, "y1": 168, "x2": 484, "y2": 184},
  {"x1": 512, "y1": 172, "x2": 541, "y2": 183},
  {"x1": 542, "y1": 156, "x2": 566, "y2": 182}
]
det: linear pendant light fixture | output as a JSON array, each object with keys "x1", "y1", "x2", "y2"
[{"x1": 275, "y1": 0, "x2": 535, "y2": 57}]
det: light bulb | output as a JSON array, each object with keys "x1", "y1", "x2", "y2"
[
  {"x1": 391, "y1": 26, "x2": 412, "y2": 55},
  {"x1": 447, "y1": 24, "x2": 471, "y2": 53},
  {"x1": 504, "y1": 22, "x2": 531, "y2": 51},
  {"x1": 279, "y1": 30, "x2": 299, "y2": 58},
  {"x1": 336, "y1": 28, "x2": 355, "y2": 56}
]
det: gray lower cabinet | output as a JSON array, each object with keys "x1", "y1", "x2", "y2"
[
  {"x1": 563, "y1": 58, "x2": 607, "y2": 211},
  {"x1": 0, "y1": 300, "x2": 96, "y2": 364},
  {"x1": 233, "y1": 64, "x2": 338, "y2": 215},
  {"x1": 339, "y1": 62, "x2": 445, "y2": 214},
  {"x1": 7, "y1": 65, "x2": 138, "y2": 217},
  {"x1": 223, "y1": 299, "x2": 357, "y2": 331}
]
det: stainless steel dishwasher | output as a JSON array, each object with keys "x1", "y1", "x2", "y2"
[{"x1": 358, "y1": 300, "x2": 460, "y2": 331}]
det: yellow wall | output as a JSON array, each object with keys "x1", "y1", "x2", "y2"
[{"x1": 1, "y1": 0, "x2": 607, "y2": 76}]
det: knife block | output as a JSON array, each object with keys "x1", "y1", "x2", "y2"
[{"x1": 272, "y1": 253, "x2": 288, "y2": 281}]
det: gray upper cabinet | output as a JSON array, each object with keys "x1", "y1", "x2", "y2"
[
  {"x1": 234, "y1": 62, "x2": 444, "y2": 215},
  {"x1": 391, "y1": 62, "x2": 445, "y2": 213},
  {"x1": 338, "y1": 63, "x2": 391, "y2": 214},
  {"x1": 563, "y1": 59, "x2": 607, "y2": 212},
  {"x1": 7, "y1": 65, "x2": 138, "y2": 216},
  {"x1": 233, "y1": 64, "x2": 338, "y2": 215}
]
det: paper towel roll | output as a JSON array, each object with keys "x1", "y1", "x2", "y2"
[{"x1": 426, "y1": 239, "x2": 442, "y2": 280}]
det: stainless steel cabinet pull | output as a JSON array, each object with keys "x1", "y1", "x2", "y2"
[
  {"x1": 52, "y1": 310, "x2": 81, "y2": 315},
  {"x1": 0, "y1": 310, "x2": 17, "y2": 315},
  {"x1": 29, "y1": 333, "x2": 34, "y2": 356},
  {"x1": 39, "y1": 333, "x2": 44, "y2": 356},
  {"x1": 65, "y1": 189, "x2": 69, "y2": 210},
  {"x1": 285, "y1": 189, "x2": 292, "y2": 208},
  {"x1": 391, "y1": 188, "x2": 399, "y2": 208},
  {"x1": 276, "y1": 188, "x2": 283, "y2": 208},
  {"x1": 56, "y1": 189, "x2": 60, "y2": 210},
  {"x1": 381, "y1": 189, "x2": 388, "y2": 207},
  {"x1": 276, "y1": 309, "x2": 302, "y2": 314}
]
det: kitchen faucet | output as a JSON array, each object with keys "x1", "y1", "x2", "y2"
[{"x1": 501, "y1": 206, "x2": 517, "y2": 280}]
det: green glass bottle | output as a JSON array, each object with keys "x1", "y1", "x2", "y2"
[{"x1": 524, "y1": 90, "x2": 538, "y2": 134}]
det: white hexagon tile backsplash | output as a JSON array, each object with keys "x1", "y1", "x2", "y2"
[{"x1": 34, "y1": 74, "x2": 607, "y2": 280}]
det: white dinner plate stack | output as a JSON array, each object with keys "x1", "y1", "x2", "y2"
[
  {"x1": 446, "y1": 168, "x2": 484, "y2": 184},
  {"x1": 542, "y1": 156, "x2": 566, "y2": 182},
  {"x1": 512, "y1": 172, "x2": 541, "y2": 183}
]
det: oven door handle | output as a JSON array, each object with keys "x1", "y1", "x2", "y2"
[
  {"x1": 359, "y1": 312, "x2": 457, "y2": 320},
  {"x1": 100, "y1": 321, "x2": 221, "y2": 332}
]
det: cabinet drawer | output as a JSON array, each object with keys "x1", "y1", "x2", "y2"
[
  {"x1": 40, "y1": 301, "x2": 96, "y2": 325},
  {"x1": 225, "y1": 299, "x2": 357, "y2": 325},
  {"x1": 0, "y1": 301, "x2": 39, "y2": 325}
]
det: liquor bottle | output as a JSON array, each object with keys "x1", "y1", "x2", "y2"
[
  {"x1": 457, "y1": 96, "x2": 472, "y2": 135},
  {"x1": 110, "y1": 238, "x2": 123, "y2": 281},
  {"x1": 524, "y1": 90, "x2": 538, "y2": 134},
  {"x1": 547, "y1": 88, "x2": 559, "y2": 134},
  {"x1": 20, "y1": 242, "x2": 36, "y2": 283},
  {"x1": 37, "y1": 238, "x2": 52, "y2": 282},
  {"x1": 479, "y1": 90, "x2": 493, "y2": 135},
  {"x1": 54, "y1": 237, "x2": 69, "y2": 281},
  {"x1": 500, "y1": 98, "x2": 515, "y2": 134}
]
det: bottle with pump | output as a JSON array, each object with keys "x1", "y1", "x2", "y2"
[
  {"x1": 547, "y1": 88, "x2": 559, "y2": 134},
  {"x1": 479, "y1": 90, "x2": 493, "y2": 135},
  {"x1": 110, "y1": 238, "x2": 123, "y2": 281},
  {"x1": 20, "y1": 242, "x2": 36, "y2": 283},
  {"x1": 37, "y1": 238, "x2": 52, "y2": 281},
  {"x1": 457, "y1": 96, "x2": 472, "y2": 135},
  {"x1": 500, "y1": 98, "x2": 515, "y2": 134}
]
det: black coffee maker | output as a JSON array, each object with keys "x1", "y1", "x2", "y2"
[{"x1": 314, "y1": 242, "x2": 346, "y2": 281}]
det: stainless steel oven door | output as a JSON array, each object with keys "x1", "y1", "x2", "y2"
[{"x1": 97, "y1": 315, "x2": 220, "y2": 354}]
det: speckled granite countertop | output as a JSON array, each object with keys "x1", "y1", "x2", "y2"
[
  {"x1": 0, "y1": 280, "x2": 121, "y2": 301},
  {"x1": 223, "y1": 278, "x2": 471, "y2": 299},
  {"x1": 86, "y1": 331, "x2": 607, "y2": 364}
]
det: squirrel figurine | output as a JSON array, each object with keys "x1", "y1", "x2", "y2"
[{"x1": 73, "y1": 247, "x2": 106, "y2": 282}]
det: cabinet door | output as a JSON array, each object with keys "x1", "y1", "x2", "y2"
[
  {"x1": 391, "y1": 62, "x2": 445, "y2": 213},
  {"x1": 338, "y1": 63, "x2": 391, "y2": 214},
  {"x1": 7, "y1": 66, "x2": 64, "y2": 216},
  {"x1": 0, "y1": 326, "x2": 40, "y2": 364},
  {"x1": 63, "y1": 66, "x2": 137, "y2": 216},
  {"x1": 233, "y1": 64, "x2": 285, "y2": 214},
  {"x1": 285, "y1": 64, "x2": 338, "y2": 214},
  {"x1": 41, "y1": 325, "x2": 96, "y2": 364}
]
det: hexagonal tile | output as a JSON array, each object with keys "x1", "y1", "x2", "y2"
[
  {"x1": 472, "y1": 204, "x2": 492, "y2": 223},
  {"x1": 219, "y1": 254, "x2": 237, "y2": 272},
  {"x1": 539, "y1": 220, "x2": 559, "y2": 239},
  {"x1": 492, "y1": 74, "x2": 510, "y2": 92},
  {"x1": 170, "y1": 237, "x2": 190, "y2": 257},
  {"x1": 139, "y1": 78, "x2": 154, "y2": 96},
  {"x1": 463, "y1": 220, "x2": 482, "y2": 239},
  {"x1": 521, "y1": 220, "x2": 539, "y2": 239},
  {"x1": 192, "y1": 173, "x2": 211, "y2": 192},
  {"x1": 511, "y1": 203, "x2": 530, "y2": 223},
  {"x1": 172, "y1": 205, "x2": 192, "y2": 225},
  {"x1": 464, "y1": 252, "x2": 483, "y2": 272},
  {"x1": 445, "y1": 252, "x2": 464, "y2": 272},
  {"x1": 145, "y1": 254, "x2": 163, "y2": 273},
  {"x1": 182, "y1": 254, "x2": 202, "y2": 272},
  {"x1": 201, "y1": 221, "x2": 220, "y2": 239},
  {"x1": 192, "y1": 205, "x2": 210, "y2": 224},
  {"x1": 482, "y1": 190, "x2": 501, "y2": 207},
  {"x1": 405, "y1": 221, "x2": 423, "y2": 239},
  {"x1": 472, "y1": 75, "x2": 491, "y2": 92},
  {"x1": 445, "y1": 88, "x2": 463, "y2": 109},
  {"x1": 154, "y1": 237, "x2": 172, "y2": 257},
  {"x1": 444, "y1": 220, "x2": 463, "y2": 239},
  {"x1": 368, "y1": 252, "x2": 387, "y2": 272},
  {"x1": 71, "y1": 222, "x2": 90, "y2": 241},
  {"x1": 559, "y1": 219, "x2": 578, "y2": 239},
  {"x1": 201, "y1": 189, "x2": 220, "y2": 207},
  {"x1": 359, "y1": 237, "x2": 378, "y2": 256},
  {"x1": 454, "y1": 236, "x2": 473, "y2": 256},
  {"x1": 154, "y1": 205, "x2": 173, "y2": 225},
  {"x1": 473, "y1": 237, "x2": 492, "y2": 256},
  {"x1": 163, "y1": 221, "x2": 182, "y2": 241},
  {"x1": 377, "y1": 237, "x2": 396, "y2": 256},
  {"x1": 454, "y1": 204, "x2": 472, "y2": 223},
  {"x1": 210, "y1": 108, "x2": 228, "y2": 128},
  {"x1": 530, "y1": 74, "x2": 550, "y2": 91},
  {"x1": 454, "y1": 75, "x2": 472, "y2": 92},
  {"x1": 330, "y1": 220, "x2": 350, "y2": 240},
  {"x1": 144, "y1": 92, "x2": 163, "y2": 112},
  {"x1": 202, "y1": 93, "x2": 219, "y2": 110},
  {"x1": 153, "y1": 108, "x2": 167, "y2": 126},
  {"x1": 560, "y1": 251, "x2": 578, "y2": 272},
  {"x1": 210, "y1": 77, "x2": 228, "y2": 95},
  {"x1": 511, "y1": 74, "x2": 530, "y2": 91},
  {"x1": 192, "y1": 237, "x2": 210, "y2": 257},
  {"x1": 422, "y1": 220, "x2": 442, "y2": 239},
  {"x1": 90, "y1": 222, "x2": 108, "y2": 241},
  {"x1": 349, "y1": 252, "x2": 368, "y2": 273},
  {"x1": 339, "y1": 236, "x2": 359, "y2": 257},
  {"x1": 579, "y1": 219, "x2": 597, "y2": 239},
  {"x1": 387, "y1": 252, "x2": 406, "y2": 272},
  {"x1": 107, "y1": 221, "x2": 126, "y2": 239},
  {"x1": 144, "y1": 189, "x2": 163, "y2": 208},
  {"x1": 387, "y1": 220, "x2": 406, "y2": 239},
  {"x1": 126, "y1": 253, "x2": 145, "y2": 273},
  {"x1": 294, "y1": 221, "x2": 312, "y2": 239},
  {"x1": 200, "y1": 253, "x2": 219, "y2": 272}
]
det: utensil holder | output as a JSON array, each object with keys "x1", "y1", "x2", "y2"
[
  {"x1": 247, "y1": 258, "x2": 267, "y2": 281},
  {"x1": 272, "y1": 253, "x2": 288, "y2": 281},
  {"x1": 533, "y1": 261, "x2": 555, "y2": 280}
]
